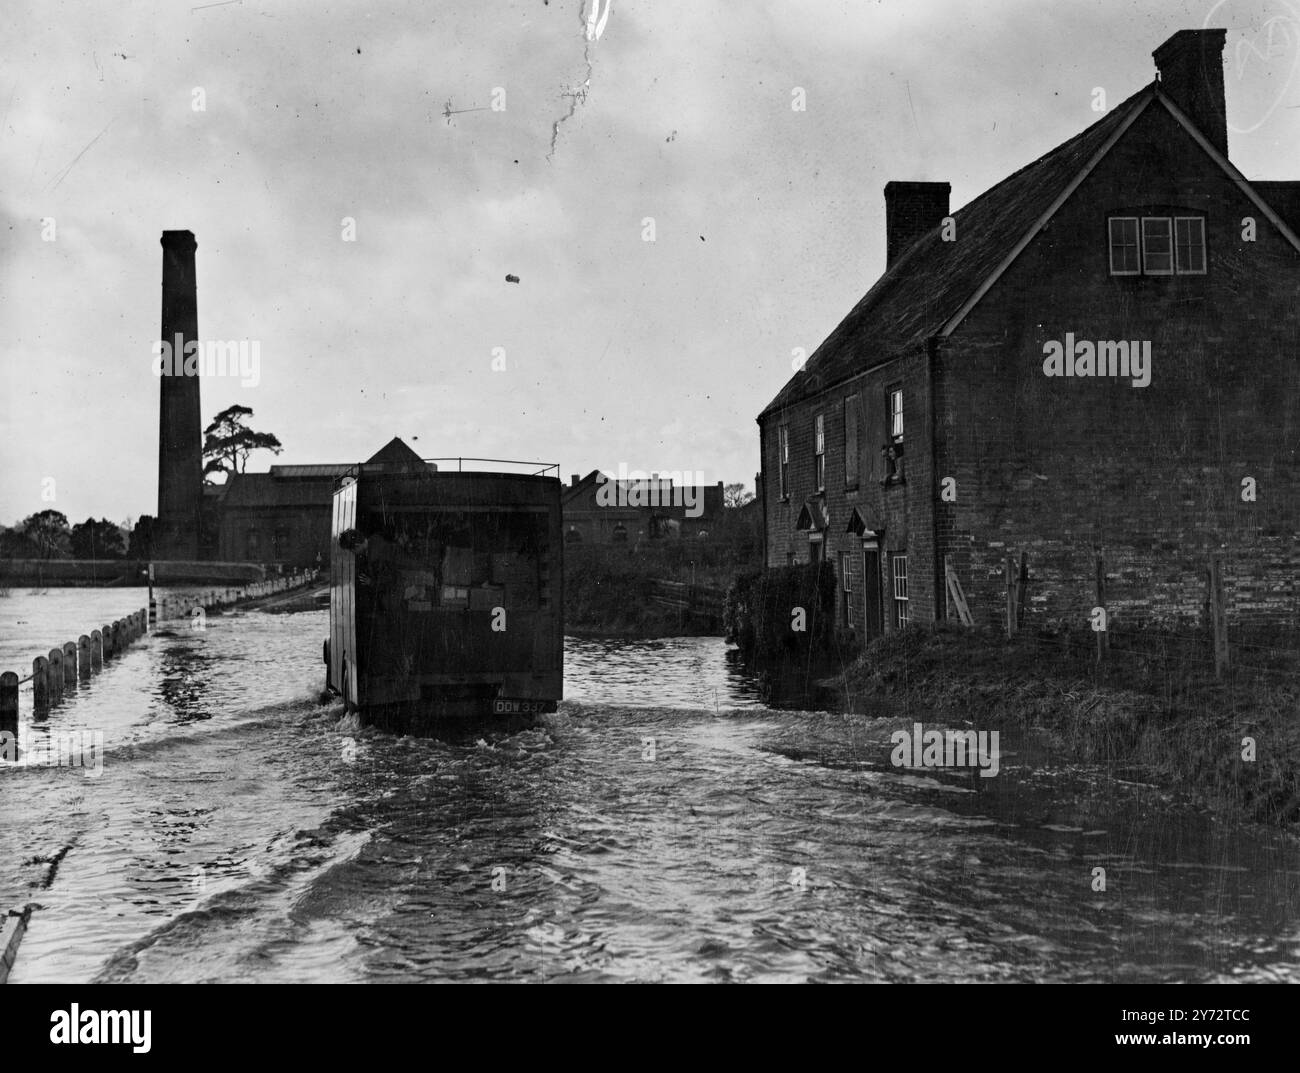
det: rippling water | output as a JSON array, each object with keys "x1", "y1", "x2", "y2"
[{"x1": 1, "y1": 597, "x2": 1298, "y2": 982}]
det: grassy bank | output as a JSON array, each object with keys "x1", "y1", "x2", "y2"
[
  {"x1": 563, "y1": 544, "x2": 723, "y2": 638},
  {"x1": 836, "y1": 622, "x2": 1300, "y2": 829}
]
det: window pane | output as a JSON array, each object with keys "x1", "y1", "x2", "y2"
[
  {"x1": 1142, "y1": 217, "x2": 1172, "y2": 274},
  {"x1": 890, "y1": 389, "x2": 903, "y2": 441},
  {"x1": 892, "y1": 554, "x2": 908, "y2": 628},
  {"x1": 1175, "y1": 217, "x2": 1205, "y2": 273},
  {"x1": 1109, "y1": 217, "x2": 1139, "y2": 274},
  {"x1": 844, "y1": 395, "x2": 859, "y2": 485}
]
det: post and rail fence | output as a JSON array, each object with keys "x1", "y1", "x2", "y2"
[{"x1": 941, "y1": 551, "x2": 1235, "y2": 679}]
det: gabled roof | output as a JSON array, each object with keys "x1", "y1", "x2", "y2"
[
  {"x1": 760, "y1": 84, "x2": 1155, "y2": 418},
  {"x1": 364, "y1": 436, "x2": 427, "y2": 470},
  {"x1": 795, "y1": 499, "x2": 829, "y2": 531},
  {"x1": 759, "y1": 81, "x2": 1300, "y2": 419}
]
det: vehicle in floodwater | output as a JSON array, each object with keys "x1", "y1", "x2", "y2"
[{"x1": 324, "y1": 451, "x2": 563, "y2": 727}]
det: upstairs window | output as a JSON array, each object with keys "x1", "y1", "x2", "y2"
[
  {"x1": 1141, "y1": 217, "x2": 1173, "y2": 275},
  {"x1": 778, "y1": 425, "x2": 790, "y2": 499},
  {"x1": 1110, "y1": 215, "x2": 1205, "y2": 275},
  {"x1": 1175, "y1": 216, "x2": 1206, "y2": 274},
  {"x1": 814, "y1": 414, "x2": 825, "y2": 492},
  {"x1": 844, "y1": 394, "x2": 859, "y2": 488},
  {"x1": 889, "y1": 388, "x2": 904, "y2": 443},
  {"x1": 1108, "y1": 217, "x2": 1140, "y2": 275}
]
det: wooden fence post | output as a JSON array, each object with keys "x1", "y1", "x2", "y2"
[
  {"x1": 90, "y1": 630, "x2": 102, "y2": 670},
  {"x1": 48, "y1": 648, "x2": 64, "y2": 700},
  {"x1": 101, "y1": 623, "x2": 114, "y2": 659},
  {"x1": 1095, "y1": 554, "x2": 1108, "y2": 664},
  {"x1": 63, "y1": 641, "x2": 77, "y2": 686},
  {"x1": 78, "y1": 636, "x2": 91, "y2": 679},
  {"x1": 1210, "y1": 555, "x2": 1229, "y2": 680},
  {"x1": 32, "y1": 656, "x2": 49, "y2": 711},
  {"x1": 0, "y1": 671, "x2": 18, "y2": 742}
]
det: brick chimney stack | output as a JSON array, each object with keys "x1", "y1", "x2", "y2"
[
  {"x1": 1154, "y1": 29, "x2": 1228, "y2": 159},
  {"x1": 156, "y1": 230, "x2": 203, "y2": 560},
  {"x1": 884, "y1": 182, "x2": 951, "y2": 267}
]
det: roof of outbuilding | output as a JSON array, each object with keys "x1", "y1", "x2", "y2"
[
  {"x1": 219, "y1": 472, "x2": 336, "y2": 509},
  {"x1": 758, "y1": 82, "x2": 1157, "y2": 418}
]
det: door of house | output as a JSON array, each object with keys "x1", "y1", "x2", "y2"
[{"x1": 862, "y1": 546, "x2": 882, "y2": 640}]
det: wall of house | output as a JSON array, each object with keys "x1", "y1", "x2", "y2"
[
  {"x1": 937, "y1": 102, "x2": 1300, "y2": 629},
  {"x1": 760, "y1": 347, "x2": 937, "y2": 633},
  {"x1": 218, "y1": 506, "x2": 332, "y2": 567},
  {"x1": 563, "y1": 480, "x2": 726, "y2": 545}
]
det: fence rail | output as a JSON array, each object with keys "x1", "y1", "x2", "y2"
[{"x1": 649, "y1": 578, "x2": 726, "y2": 622}]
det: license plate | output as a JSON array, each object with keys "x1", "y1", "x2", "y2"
[{"x1": 492, "y1": 698, "x2": 543, "y2": 715}]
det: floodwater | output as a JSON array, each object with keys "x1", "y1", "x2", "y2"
[{"x1": 1, "y1": 591, "x2": 1298, "y2": 983}]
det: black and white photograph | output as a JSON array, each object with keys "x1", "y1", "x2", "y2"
[{"x1": 1, "y1": 0, "x2": 1297, "y2": 1043}]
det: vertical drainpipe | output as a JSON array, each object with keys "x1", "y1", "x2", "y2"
[{"x1": 927, "y1": 336, "x2": 942, "y2": 622}]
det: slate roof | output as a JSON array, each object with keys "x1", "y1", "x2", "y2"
[
  {"x1": 219, "y1": 472, "x2": 337, "y2": 509},
  {"x1": 759, "y1": 82, "x2": 1158, "y2": 418}
]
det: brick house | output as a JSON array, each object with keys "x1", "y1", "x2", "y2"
[
  {"x1": 757, "y1": 29, "x2": 1300, "y2": 643},
  {"x1": 561, "y1": 470, "x2": 725, "y2": 545}
]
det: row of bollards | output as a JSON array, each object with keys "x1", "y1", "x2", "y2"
[
  {"x1": 2, "y1": 569, "x2": 319, "y2": 733},
  {"x1": 0, "y1": 608, "x2": 149, "y2": 736},
  {"x1": 148, "y1": 569, "x2": 315, "y2": 626}
]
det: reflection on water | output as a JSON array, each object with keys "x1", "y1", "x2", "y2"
[
  {"x1": 564, "y1": 636, "x2": 767, "y2": 710},
  {"x1": 1, "y1": 599, "x2": 1298, "y2": 983}
]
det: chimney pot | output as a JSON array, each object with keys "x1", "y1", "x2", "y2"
[
  {"x1": 884, "y1": 182, "x2": 950, "y2": 267},
  {"x1": 1154, "y1": 29, "x2": 1228, "y2": 158}
]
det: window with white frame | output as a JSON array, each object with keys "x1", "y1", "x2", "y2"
[
  {"x1": 889, "y1": 388, "x2": 903, "y2": 443},
  {"x1": 814, "y1": 414, "x2": 825, "y2": 492},
  {"x1": 1108, "y1": 217, "x2": 1140, "y2": 275},
  {"x1": 1174, "y1": 216, "x2": 1206, "y2": 274},
  {"x1": 892, "y1": 553, "x2": 908, "y2": 628},
  {"x1": 1141, "y1": 217, "x2": 1173, "y2": 274},
  {"x1": 1110, "y1": 215, "x2": 1205, "y2": 276}
]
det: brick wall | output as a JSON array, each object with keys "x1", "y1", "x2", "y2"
[
  {"x1": 759, "y1": 347, "x2": 937, "y2": 634},
  {"x1": 936, "y1": 102, "x2": 1300, "y2": 630}
]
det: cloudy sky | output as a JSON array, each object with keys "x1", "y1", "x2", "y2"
[{"x1": 2, "y1": 0, "x2": 1298, "y2": 527}]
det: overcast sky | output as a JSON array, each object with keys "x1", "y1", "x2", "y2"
[{"x1": 2, "y1": 0, "x2": 1298, "y2": 527}]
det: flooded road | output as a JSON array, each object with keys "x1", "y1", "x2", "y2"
[{"x1": 1, "y1": 598, "x2": 1298, "y2": 982}]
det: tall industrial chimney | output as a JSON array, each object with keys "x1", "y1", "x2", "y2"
[{"x1": 156, "y1": 230, "x2": 203, "y2": 560}]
